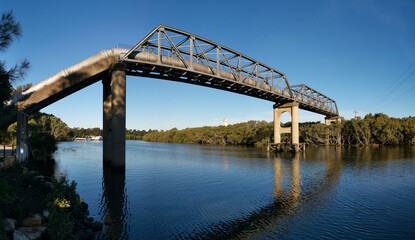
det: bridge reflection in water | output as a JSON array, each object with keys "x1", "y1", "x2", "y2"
[
  {"x1": 92, "y1": 147, "x2": 344, "y2": 239},
  {"x1": 188, "y1": 148, "x2": 344, "y2": 240},
  {"x1": 43, "y1": 143, "x2": 415, "y2": 239},
  {"x1": 99, "y1": 164, "x2": 129, "y2": 240}
]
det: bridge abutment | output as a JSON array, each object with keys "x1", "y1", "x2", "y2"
[
  {"x1": 273, "y1": 102, "x2": 299, "y2": 147},
  {"x1": 325, "y1": 116, "x2": 342, "y2": 125},
  {"x1": 103, "y1": 63, "x2": 127, "y2": 168}
]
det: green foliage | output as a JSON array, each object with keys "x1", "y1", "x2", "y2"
[
  {"x1": 143, "y1": 120, "x2": 274, "y2": 146},
  {"x1": 141, "y1": 115, "x2": 415, "y2": 146},
  {"x1": 47, "y1": 177, "x2": 81, "y2": 210},
  {"x1": 0, "y1": 10, "x2": 30, "y2": 106},
  {"x1": 22, "y1": 171, "x2": 36, "y2": 186},
  {"x1": 0, "y1": 112, "x2": 66, "y2": 158},
  {"x1": 29, "y1": 112, "x2": 71, "y2": 141},
  {"x1": 10, "y1": 83, "x2": 32, "y2": 98},
  {"x1": 46, "y1": 177, "x2": 82, "y2": 240},
  {"x1": 47, "y1": 206, "x2": 75, "y2": 240},
  {"x1": 0, "y1": 180, "x2": 16, "y2": 203},
  {"x1": 70, "y1": 127, "x2": 101, "y2": 139}
]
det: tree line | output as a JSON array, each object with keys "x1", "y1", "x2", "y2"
[
  {"x1": 1, "y1": 112, "x2": 414, "y2": 151},
  {"x1": 142, "y1": 114, "x2": 415, "y2": 146}
]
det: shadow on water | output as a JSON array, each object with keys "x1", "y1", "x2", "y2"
[
  {"x1": 97, "y1": 163, "x2": 130, "y2": 240},
  {"x1": 179, "y1": 147, "x2": 344, "y2": 239}
]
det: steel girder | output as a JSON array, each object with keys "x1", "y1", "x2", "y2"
[{"x1": 122, "y1": 25, "x2": 339, "y2": 117}]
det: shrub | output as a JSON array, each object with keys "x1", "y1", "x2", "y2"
[
  {"x1": 46, "y1": 177, "x2": 84, "y2": 240},
  {"x1": 0, "y1": 180, "x2": 16, "y2": 203},
  {"x1": 47, "y1": 207, "x2": 74, "y2": 240}
]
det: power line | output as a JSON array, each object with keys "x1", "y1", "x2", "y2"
[
  {"x1": 364, "y1": 61, "x2": 415, "y2": 110},
  {"x1": 378, "y1": 81, "x2": 415, "y2": 109},
  {"x1": 370, "y1": 69, "x2": 415, "y2": 112}
]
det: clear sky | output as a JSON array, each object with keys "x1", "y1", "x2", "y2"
[{"x1": 2, "y1": 0, "x2": 415, "y2": 130}]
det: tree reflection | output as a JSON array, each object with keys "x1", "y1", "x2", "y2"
[{"x1": 189, "y1": 148, "x2": 344, "y2": 239}]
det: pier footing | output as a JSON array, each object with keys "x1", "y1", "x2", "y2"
[{"x1": 268, "y1": 143, "x2": 306, "y2": 153}]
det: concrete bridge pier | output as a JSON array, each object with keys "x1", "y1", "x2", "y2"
[
  {"x1": 273, "y1": 102, "x2": 300, "y2": 151},
  {"x1": 103, "y1": 75, "x2": 112, "y2": 165},
  {"x1": 16, "y1": 111, "x2": 29, "y2": 162},
  {"x1": 103, "y1": 63, "x2": 127, "y2": 168}
]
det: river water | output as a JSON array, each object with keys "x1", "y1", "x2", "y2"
[{"x1": 51, "y1": 141, "x2": 415, "y2": 239}]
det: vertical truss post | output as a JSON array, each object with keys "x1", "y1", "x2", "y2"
[
  {"x1": 256, "y1": 64, "x2": 259, "y2": 86},
  {"x1": 238, "y1": 55, "x2": 241, "y2": 81},
  {"x1": 157, "y1": 29, "x2": 161, "y2": 64},
  {"x1": 216, "y1": 47, "x2": 220, "y2": 76},
  {"x1": 189, "y1": 37, "x2": 194, "y2": 70}
]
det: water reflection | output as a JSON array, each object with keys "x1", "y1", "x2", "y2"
[
  {"x1": 99, "y1": 164, "x2": 129, "y2": 240},
  {"x1": 290, "y1": 153, "x2": 301, "y2": 205},
  {"x1": 51, "y1": 142, "x2": 415, "y2": 239},
  {"x1": 188, "y1": 149, "x2": 344, "y2": 239},
  {"x1": 272, "y1": 154, "x2": 282, "y2": 200}
]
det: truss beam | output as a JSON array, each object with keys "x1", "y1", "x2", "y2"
[{"x1": 122, "y1": 25, "x2": 339, "y2": 116}]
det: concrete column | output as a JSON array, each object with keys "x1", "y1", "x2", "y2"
[
  {"x1": 103, "y1": 75, "x2": 112, "y2": 165},
  {"x1": 16, "y1": 112, "x2": 22, "y2": 161},
  {"x1": 291, "y1": 103, "x2": 299, "y2": 144},
  {"x1": 273, "y1": 105, "x2": 281, "y2": 144},
  {"x1": 16, "y1": 112, "x2": 29, "y2": 162},
  {"x1": 273, "y1": 102, "x2": 299, "y2": 146},
  {"x1": 22, "y1": 114, "x2": 28, "y2": 161},
  {"x1": 110, "y1": 63, "x2": 127, "y2": 168}
]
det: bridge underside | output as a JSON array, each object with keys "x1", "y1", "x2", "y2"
[{"x1": 123, "y1": 61, "x2": 336, "y2": 116}]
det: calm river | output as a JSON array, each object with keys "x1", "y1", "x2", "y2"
[{"x1": 50, "y1": 141, "x2": 415, "y2": 239}]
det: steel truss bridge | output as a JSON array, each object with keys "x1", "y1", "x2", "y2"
[
  {"x1": 122, "y1": 25, "x2": 338, "y2": 116},
  {"x1": 3, "y1": 24, "x2": 339, "y2": 164}
]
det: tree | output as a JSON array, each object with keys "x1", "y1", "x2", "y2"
[
  {"x1": 11, "y1": 83, "x2": 32, "y2": 98},
  {"x1": 0, "y1": 10, "x2": 30, "y2": 106}
]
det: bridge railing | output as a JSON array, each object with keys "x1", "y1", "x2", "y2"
[
  {"x1": 122, "y1": 25, "x2": 294, "y2": 98},
  {"x1": 290, "y1": 84, "x2": 339, "y2": 115}
]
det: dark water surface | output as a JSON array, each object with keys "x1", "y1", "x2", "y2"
[{"x1": 52, "y1": 141, "x2": 415, "y2": 239}]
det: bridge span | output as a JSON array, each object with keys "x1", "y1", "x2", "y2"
[{"x1": 4, "y1": 25, "x2": 340, "y2": 166}]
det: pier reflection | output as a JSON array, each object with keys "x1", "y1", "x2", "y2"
[
  {"x1": 290, "y1": 153, "x2": 301, "y2": 205},
  {"x1": 99, "y1": 164, "x2": 129, "y2": 240},
  {"x1": 189, "y1": 148, "x2": 344, "y2": 239},
  {"x1": 272, "y1": 153, "x2": 301, "y2": 206}
]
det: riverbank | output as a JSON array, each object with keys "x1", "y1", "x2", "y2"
[{"x1": 0, "y1": 161, "x2": 102, "y2": 240}]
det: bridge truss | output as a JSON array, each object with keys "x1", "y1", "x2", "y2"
[{"x1": 121, "y1": 25, "x2": 338, "y2": 117}]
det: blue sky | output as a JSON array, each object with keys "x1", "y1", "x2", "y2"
[{"x1": 2, "y1": 0, "x2": 415, "y2": 130}]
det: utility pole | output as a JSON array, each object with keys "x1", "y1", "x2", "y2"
[{"x1": 353, "y1": 110, "x2": 359, "y2": 118}]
